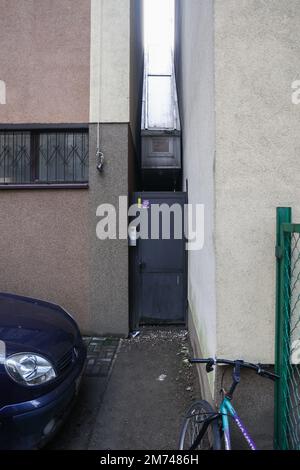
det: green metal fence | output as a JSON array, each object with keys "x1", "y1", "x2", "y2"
[{"x1": 275, "y1": 207, "x2": 300, "y2": 449}]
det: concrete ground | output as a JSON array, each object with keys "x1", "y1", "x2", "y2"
[{"x1": 47, "y1": 327, "x2": 199, "y2": 450}]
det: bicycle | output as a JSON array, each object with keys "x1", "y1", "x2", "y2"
[{"x1": 178, "y1": 357, "x2": 279, "y2": 450}]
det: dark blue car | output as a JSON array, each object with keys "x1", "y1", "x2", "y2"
[{"x1": 0, "y1": 292, "x2": 87, "y2": 450}]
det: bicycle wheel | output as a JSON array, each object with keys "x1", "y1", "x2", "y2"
[{"x1": 178, "y1": 400, "x2": 221, "y2": 450}]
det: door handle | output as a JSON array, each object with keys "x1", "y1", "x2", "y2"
[{"x1": 139, "y1": 261, "x2": 146, "y2": 271}]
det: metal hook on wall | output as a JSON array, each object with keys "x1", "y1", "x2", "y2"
[{"x1": 96, "y1": 150, "x2": 105, "y2": 173}]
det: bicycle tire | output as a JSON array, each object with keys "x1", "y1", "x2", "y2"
[{"x1": 178, "y1": 400, "x2": 221, "y2": 450}]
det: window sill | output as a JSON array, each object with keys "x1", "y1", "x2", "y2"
[{"x1": 0, "y1": 183, "x2": 89, "y2": 190}]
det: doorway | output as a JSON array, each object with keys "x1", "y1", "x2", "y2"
[{"x1": 130, "y1": 192, "x2": 187, "y2": 330}]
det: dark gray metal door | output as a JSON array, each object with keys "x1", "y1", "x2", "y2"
[{"x1": 132, "y1": 192, "x2": 187, "y2": 326}]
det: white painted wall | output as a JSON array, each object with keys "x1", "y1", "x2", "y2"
[
  {"x1": 90, "y1": 0, "x2": 130, "y2": 123},
  {"x1": 214, "y1": 0, "x2": 300, "y2": 363},
  {"x1": 176, "y1": 0, "x2": 217, "y2": 363}
]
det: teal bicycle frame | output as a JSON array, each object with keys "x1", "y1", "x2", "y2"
[
  {"x1": 188, "y1": 357, "x2": 278, "y2": 450},
  {"x1": 220, "y1": 396, "x2": 257, "y2": 450}
]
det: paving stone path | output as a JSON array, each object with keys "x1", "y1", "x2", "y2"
[
  {"x1": 84, "y1": 336, "x2": 120, "y2": 377},
  {"x1": 47, "y1": 336, "x2": 120, "y2": 450}
]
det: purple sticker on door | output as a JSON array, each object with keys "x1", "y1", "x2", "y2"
[{"x1": 142, "y1": 200, "x2": 150, "y2": 209}]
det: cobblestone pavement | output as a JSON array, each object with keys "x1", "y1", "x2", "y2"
[
  {"x1": 47, "y1": 336, "x2": 120, "y2": 450},
  {"x1": 84, "y1": 336, "x2": 120, "y2": 377}
]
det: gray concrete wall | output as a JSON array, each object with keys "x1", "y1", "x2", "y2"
[
  {"x1": 88, "y1": 124, "x2": 129, "y2": 336},
  {"x1": 214, "y1": 0, "x2": 300, "y2": 363},
  {"x1": 88, "y1": 1, "x2": 143, "y2": 335},
  {"x1": 175, "y1": 0, "x2": 217, "y2": 376},
  {"x1": 0, "y1": 0, "x2": 90, "y2": 123},
  {"x1": 0, "y1": 189, "x2": 90, "y2": 331}
]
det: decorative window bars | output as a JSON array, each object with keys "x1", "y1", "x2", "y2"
[{"x1": 0, "y1": 130, "x2": 89, "y2": 185}]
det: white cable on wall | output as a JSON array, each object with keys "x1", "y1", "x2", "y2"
[{"x1": 90, "y1": 0, "x2": 105, "y2": 172}]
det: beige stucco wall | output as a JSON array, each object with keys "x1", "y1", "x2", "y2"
[
  {"x1": 0, "y1": 0, "x2": 90, "y2": 124},
  {"x1": 177, "y1": 0, "x2": 300, "y2": 367},
  {"x1": 175, "y1": 0, "x2": 217, "y2": 367},
  {"x1": 0, "y1": 190, "x2": 90, "y2": 331},
  {"x1": 90, "y1": 0, "x2": 131, "y2": 123},
  {"x1": 0, "y1": 0, "x2": 143, "y2": 337},
  {"x1": 0, "y1": 0, "x2": 136, "y2": 125},
  {"x1": 215, "y1": 0, "x2": 300, "y2": 363}
]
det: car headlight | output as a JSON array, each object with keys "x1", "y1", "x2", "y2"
[{"x1": 5, "y1": 353, "x2": 57, "y2": 386}]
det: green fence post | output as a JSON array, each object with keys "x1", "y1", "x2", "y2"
[{"x1": 274, "y1": 207, "x2": 292, "y2": 449}]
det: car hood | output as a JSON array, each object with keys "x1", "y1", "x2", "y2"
[{"x1": 0, "y1": 293, "x2": 80, "y2": 362}]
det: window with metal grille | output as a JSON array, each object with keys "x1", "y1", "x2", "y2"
[{"x1": 0, "y1": 130, "x2": 89, "y2": 185}]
